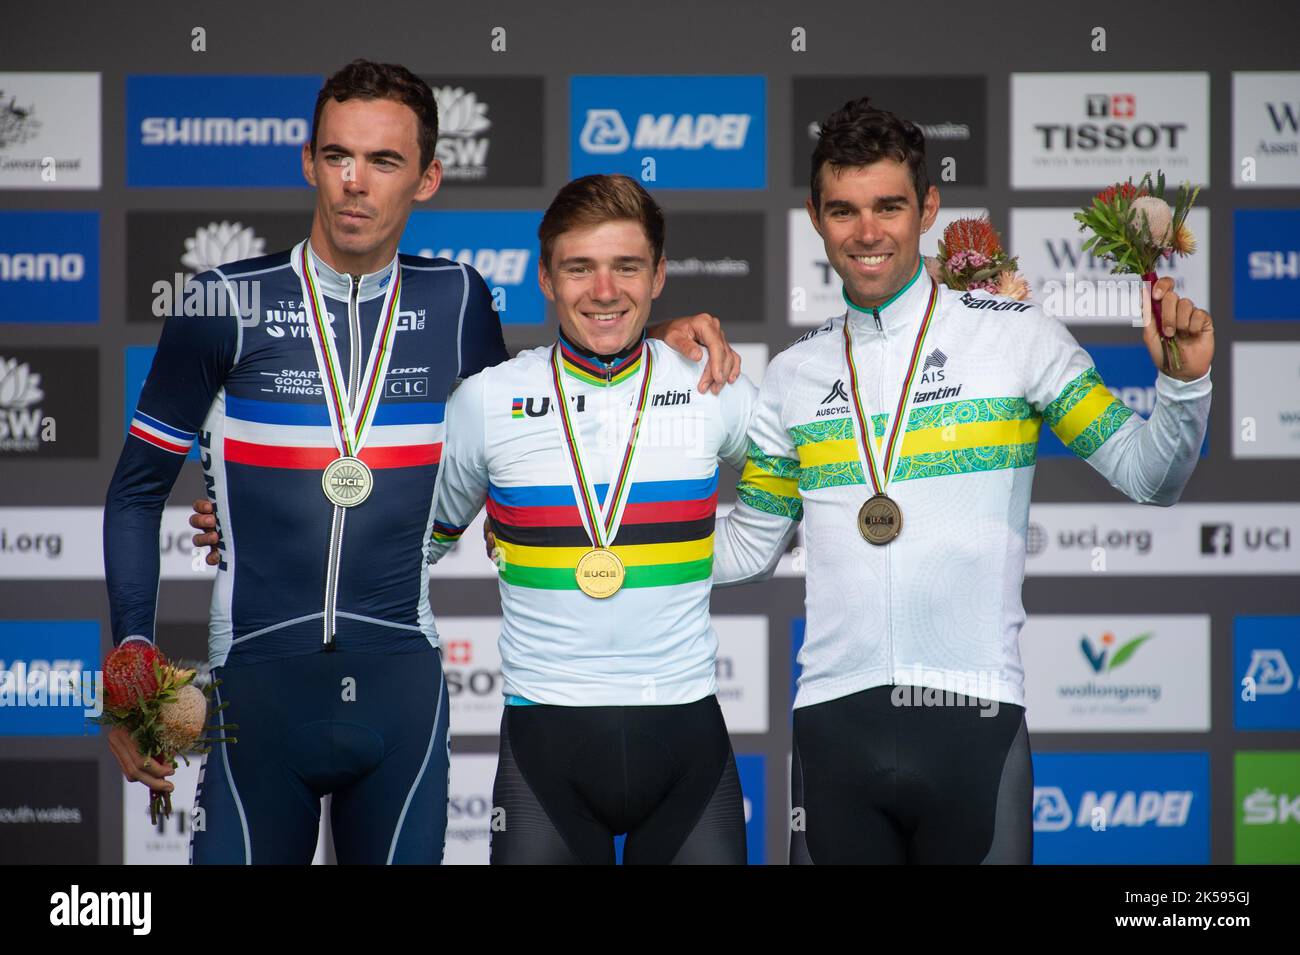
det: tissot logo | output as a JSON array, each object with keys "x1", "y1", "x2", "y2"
[
  {"x1": 821, "y1": 379, "x2": 849, "y2": 405},
  {"x1": 1086, "y1": 93, "x2": 1136, "y2": 119}
]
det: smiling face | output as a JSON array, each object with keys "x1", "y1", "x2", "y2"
[
  {"x1": 302, "y1": 96, "x2": 441, "y2": 274},
  {"x1": 539, "y1": 219, "x2": 666, "y2": 355},
  {"x1": 807, "y1": 157, "x2": 939, "y2": 309}
]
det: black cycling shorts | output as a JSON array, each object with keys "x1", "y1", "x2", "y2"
[
  {"x1": 490, "y1": 694, "x2": 746, "y2": 865},
  {"x1": 790, "y1": 684, "x2": 1032, "y2": 864}
]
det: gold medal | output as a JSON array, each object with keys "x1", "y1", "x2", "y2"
[
  {"x1": 575, "y1": 547, "x2": 625, "y2": 598},
  {"x1": 858, "y1": 493, "x2": 902, "y2": 545},
  {"x1": 322, "y1": 455, "x2": 373, "y2": 507}
]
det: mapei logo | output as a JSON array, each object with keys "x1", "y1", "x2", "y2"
[
  {"x1": 578, "y1": 108, "x2": 751, "y2": 154},
  {"x1": 570, "y1": 76, "x2": 765, "y2": 189},
  {"x1": 1244, "y1": 649, "x2": 1294, "y2": 695},
  {"x1": 1033, "y1": 785, "x2": 1194, "y2": 832},
  {"x1": 1080, "y1": 630, "x2": 1152, "y2": 673}
]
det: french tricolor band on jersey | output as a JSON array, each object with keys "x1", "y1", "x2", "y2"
[
  {"x1": 843, "y1": 279, "x2": 939, "y2": 495},
  {"x1": 296, "y1": 242, "x2": 403, "y2": 460},
  {"x1": 548, "y1": 341, "x2": 654, "y2": 575},
  {"x1": 128, "y1": 411, "x2": 195, "y2": 455}
]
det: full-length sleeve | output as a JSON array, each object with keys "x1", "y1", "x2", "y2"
[
  {"x1": 1023, "y1": 308, "x2": 1211, "y2": 505},
  {"x1": 104, "y1": 272, "x2": 239, "y2": 645}
]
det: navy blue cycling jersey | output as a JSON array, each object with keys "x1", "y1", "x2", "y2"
[{"x1": 105, "y1": 239, "x2": 508, "y2": 666}]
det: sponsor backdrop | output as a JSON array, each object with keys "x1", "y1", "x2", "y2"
[{"x1": 0, "y1": 0, "x2": 1297, "y2": 865}]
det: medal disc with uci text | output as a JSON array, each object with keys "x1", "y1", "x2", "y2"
[
  {"x1": 842, "y1": 272, "x2": 939, "y2": 545},
  {"x1": 322, "y1": 456, "x2": 373, "y2": 508},
  {"x1": 575, "y1": 547, "x2": 626, "y2": 598},
  {"x1": 549, "y1": 339, "x2": 654, "y2": 598},
  {"x1": 858, "y1": 494, "x2": 902, "y2": 545},
  {"x1": 295, "y1": 240, "x2": 403, "y2": 510}
]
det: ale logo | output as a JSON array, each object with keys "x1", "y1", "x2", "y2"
[{"x1": 1080, "y1": 631, "x2": 1152, "y2": 673}]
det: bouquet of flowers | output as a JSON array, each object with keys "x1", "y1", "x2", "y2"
[
  {"x1": 95, "y1": 642, "x2": 236, "y2": 823},
  {"x1": 1073, "y1": 171, "x2": 1200, "y2": 371},
  {"x1": 930, "y1": 216, "x2": 1030, "y2": 300}
]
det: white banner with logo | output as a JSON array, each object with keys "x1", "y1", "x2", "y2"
[
  {"x1": 1021, "y1": 614, "x2": 1210, "y2": 732},
  {"x1": 1011, "y1": 73, "x2": 1209, "y2": 188},
  {"x1": 1232, "y1": 342, "x2": 1300, "y2": 458}
]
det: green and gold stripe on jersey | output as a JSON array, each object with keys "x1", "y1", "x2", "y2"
[{"x1": 785, "y1": 369, "x2": 1133, "y2": 491}]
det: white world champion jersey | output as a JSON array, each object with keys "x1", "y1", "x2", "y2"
[{"x1": 429, "y1": 337, "x2": 754, "y2": 706}]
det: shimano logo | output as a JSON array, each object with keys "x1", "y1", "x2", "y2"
[
  {"x1": 0, "y1": 253, "x2": 84, "y2": 282},
  {"x1": 140, "y1": 116, "x2": 309, "y2": 146},
  {"x1": 579, "y1": 109, "x2": 751, "y2": 154},
  {"x1": 1248, "y1": 250, "x2": 1300, "y2": 280}
]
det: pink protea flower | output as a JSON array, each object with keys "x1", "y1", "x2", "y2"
[{"x1": 1131, "y1": 196, "x2": 1174, "y2": 246}]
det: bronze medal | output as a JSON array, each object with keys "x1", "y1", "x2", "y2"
[{"x1": 858, "y1": 494, "x2": 902, "y2": 545}]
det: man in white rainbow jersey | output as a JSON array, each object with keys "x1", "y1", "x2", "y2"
[
  {"x1": 428, "y1": 174, "x2": 755, "y2": 864},
  {"x1": 713, "y1": 97, "x2": 1214, "y2": 864}
]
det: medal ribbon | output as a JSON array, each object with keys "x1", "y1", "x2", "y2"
[
  {"x1": 842, "y1": 279, "x2": 939, "y2": 495},
  {"x1": 549, "y1": 342, "x2": 654, "y2": 550},
  {"x1": 297, "y1": 241, "x2": 403, "y2": 458}
]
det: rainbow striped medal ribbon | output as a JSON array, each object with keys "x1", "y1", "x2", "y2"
[
  {"x1": 296, "y1": 241, "x2": 403, "y2": 508},
  {"x1": 548, "y1": 342, "x2": 654, "y2": 598},
  {"x1": 842, "y1": 279, "x2": 939, "y2": 545}
]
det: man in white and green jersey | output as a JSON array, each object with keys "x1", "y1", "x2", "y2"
[{"x1": 713, "y1": 97, "x2": 1214, "y2": 864}]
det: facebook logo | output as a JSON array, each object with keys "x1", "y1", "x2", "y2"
[{"x1": 1200, "y1": 524, "x2": 1232, "y2": 555}]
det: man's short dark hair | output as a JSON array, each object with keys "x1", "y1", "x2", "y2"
[
  {"x1": 810, "y1": 97, "x2": 930, "y2": 215},
  {"x1": 538, "y1": 174, "x2": 666, "y2": 271},
  {"x1": 311, "y1": 60, "x2": 439, "y2": 171}
]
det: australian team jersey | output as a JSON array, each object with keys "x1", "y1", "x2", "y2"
[
  {"x1": 427, "y1": 336, "x2": 754, "y2": 706},
  {"x1": 714, "y1": 264, "x2": 1212, "y2": 709},
  {"x1": 104, "y1": 238, "x2": 507, "y2": 666}
]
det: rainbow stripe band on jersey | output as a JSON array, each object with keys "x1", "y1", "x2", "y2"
[{"x1": 487, "y1": 471, "x2": 720, "y2": 590}]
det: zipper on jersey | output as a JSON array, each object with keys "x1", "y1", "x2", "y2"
[
  {"x1": 874, "y1": 307, "x2": 895, "y2": 680},
  {"x1": 322, "y1": 274, "x2": 364, "y2": 650}
]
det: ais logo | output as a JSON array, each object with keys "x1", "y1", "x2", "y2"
[{"x1": 571, "y1": 76, "x2": 766, "y2": 189}]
